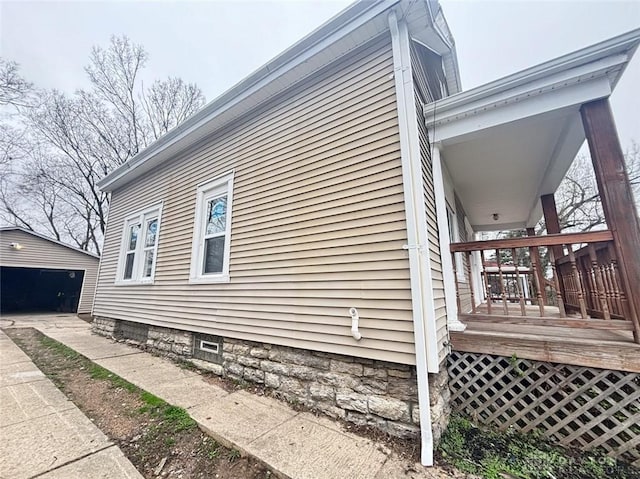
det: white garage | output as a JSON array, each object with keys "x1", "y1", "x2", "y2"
[{"x1": 0, "y1": 227, "x2": 100, "y2": 315}]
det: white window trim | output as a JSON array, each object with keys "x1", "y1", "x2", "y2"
[
  {"x1": 446, "y1": 202, "x2": 467, "y2": 283},
  {"x1": 115, "y1": 202, "x2": 163, "y2": 285},
  {"x1": 189, "y1": 171, "x2": 234, "y2": 284}
]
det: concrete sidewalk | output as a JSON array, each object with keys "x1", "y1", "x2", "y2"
[
  {"x1": 0, "y1": 327, "x2": 142, "y2": 479},
  {"x1": 1, "y1": 314, "x2": 455, "y2": 479}
]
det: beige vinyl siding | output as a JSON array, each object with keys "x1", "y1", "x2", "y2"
[
  {"x1": 455, "y1": 195, "x2": 473, "y2": 313},
  {"x1": 412, "y1": 45, "x2": 449, "y2": 365},
  {"x1": 0, "y1": 229, "x2": 99, "y2": 313},
  {"x1": 93, "y1": 35, "x2": 418, "y2": 365}
]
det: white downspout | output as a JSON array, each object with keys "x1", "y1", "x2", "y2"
[
  {"x1": 432, "y1": 145, "x2": 467, "y2": 332},
  {"x1": 389, "y1": 10, "x2": 438, "y2": 466}
]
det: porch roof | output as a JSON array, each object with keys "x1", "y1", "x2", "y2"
[{"x1": 424, "y1": 28, "x2": 640, "y2": 232}]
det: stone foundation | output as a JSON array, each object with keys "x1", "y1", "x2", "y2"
[
  {"x1": 92, "y1": 317, "x2": 451, "y2": 442},
  {"x1": 92, "y1": 316, "x2": 117, "y2": 336}
]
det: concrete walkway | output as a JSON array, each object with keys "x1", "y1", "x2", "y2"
[
  {"x1": 1, "y1": 314, "x2": 458, "y2": 479},
  {"x1": 0, "y1": 327, "x2": 142, "y2": 479}
]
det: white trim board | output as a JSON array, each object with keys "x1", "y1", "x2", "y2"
[
  {"x1": 424, "y1": 27, "x2": 640, "y2": 127},
  {"x1": 0, "y1": 227, "x2": 100, "y2": 259}
]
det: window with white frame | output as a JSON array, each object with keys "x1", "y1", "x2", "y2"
[
  {"x1": 190, "y1": 172, "x2": 234, "y2": 283},
  {"x1": 117, "y1": 204, "x2": 162, "y2": 284}
]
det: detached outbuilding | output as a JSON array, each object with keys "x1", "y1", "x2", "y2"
[{"x1": 0, "y1": 227, "x2": 100, "y2": 315}]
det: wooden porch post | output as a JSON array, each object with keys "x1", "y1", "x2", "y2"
[
  {"x1": 580, "y1": 98, "x2": 640, "y2": 342},
  {"x1": 541, "y1": 194, "x2": 564, "y2": 261},
  {"x1": 541, "y1": 194, "x2": 567, "y2": 308},
  {"x1": 526, "y1": 227, "x2": 547, "y2": 306}
]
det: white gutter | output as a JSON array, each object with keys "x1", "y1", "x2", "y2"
[
  {"x1": 98, "y1": 0, "x2": 401, "y2": 192},
  {"x1": 389, "y1": 10, "x2": 438, "y2": 467},
  {"x1": 424, "y1": 27, "x2": 640, "y2": 121},
  {"x1": 425, "y1": 54, "x2": 623, "y2": 135}
]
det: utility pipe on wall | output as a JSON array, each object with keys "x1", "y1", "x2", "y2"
[{"x1": 349, "y1": 307, "x2": 362, "y2": 340}]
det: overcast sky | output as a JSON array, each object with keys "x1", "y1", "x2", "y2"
[{"x1": 1, "y1": 0, "x2": 638, "y2": 147}]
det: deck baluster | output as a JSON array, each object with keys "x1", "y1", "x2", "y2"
[
  {"x1": 548, "y1": 247, "x2": 566, "y2": 317},
  {"x1": 480, "y1": 250, "x2": 492, "y2": 315},
  {"x1": 511, "y1": 248, "x2": 526, "y2": 316},
  {"x1": 607, "y1": 243, "x2": 624, "y2": 317},
  {"x1": 567, "y1": 246, "x2": 588, "y2": 319},
  {"x1": 451, "y1": 252, "x2": 462, "y2": 314},
  {"x1": 584, "y1": 254, "x2": 598, "y2": 313},
  {"x1": 496, "y1": 249, "x2": 509, "y2": 315},
  {"x1": 466, "y1": 251, "x2": 476, "y2": 314},
  {"x1": 602, "y1": 261, "x2": 615, "y2": 316},
  {"x1": 528, "y1": 246, "x2": 545, "y2": 316},
  {"x1": 589, "y1": 244, "x2": 611, "y2": 320}
]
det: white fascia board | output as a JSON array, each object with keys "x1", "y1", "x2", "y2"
[
  {"x1": 424, "y1": 27, "x2": 640, "y2": 119},
  {"x1": 98, "y1": 0, "x2": 400, "y2": 192},
  {"x1": 427, "y1": 53, "x2": 625, "y2": 131},
  {"x1": 0, "y1": 226, "x2": 100, "y2": 259},
  {"x1": 430, "y1": 75, "x2": 612, "y2": 144},
  {"x1": 390, "y1": 9, "x2": 437, "y2": 468}
]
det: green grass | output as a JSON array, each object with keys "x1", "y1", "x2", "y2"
[
  {"x1": 163, "y1": 405, "x2": 196, "y2": 431},
  {"x1": 141, "y1": 391, "x2": 166, "y2": 408},
  {"x1": 89, "y1": 364, "x2": 138, "y2": 392},
  {"x1": 227, "y1": 449, "x2": 241, "y2": 463},
  {"x1": 38, "y1": 334, "x2": 196, "y2": 433},
  {"x1": 40, "y1": 336, "x2": 81, "y2": 360},
  {"x1": 438, "y1": 415, "x2": 637, "y2": 479},
  {"x1": 204, "y1": 441, "x2": 221, "y2": 460}
]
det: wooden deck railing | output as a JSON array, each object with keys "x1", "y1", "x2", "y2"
[
  {"x1": 450, "y1": 230, "x2": 640, "y2": 342},
  {"x1": 557, "y1": 241, "x2": 629, "y2": 320}
]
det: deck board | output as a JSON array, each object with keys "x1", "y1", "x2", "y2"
[{"x1": 451, "y1": 318, "x2": 640, "y2": 373}]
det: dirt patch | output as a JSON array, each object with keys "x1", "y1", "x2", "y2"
[{"x1": 6, "y1": 328, "x2": 271, "y2": 479}]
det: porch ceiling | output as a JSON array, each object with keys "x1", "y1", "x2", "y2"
[
  {"x1": 425, "y1": 28, "x2": 640, "y2": 232},
  {"x1": 441, "y1": 106, "x2": 584, "y2": 231}
]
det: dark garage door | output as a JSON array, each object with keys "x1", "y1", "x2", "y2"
[{"x1": 0, "y1": 266, "x2": 85, "y2": 314}]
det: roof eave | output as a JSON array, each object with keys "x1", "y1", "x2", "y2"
[
  {"x1": 424, "y1": 27, "x2": 640, "y2": 121},
  {"x1": 0, "y1": 226, "x2": 101, "y2": 259},
  {"x1": 97, "y1": 0, "x2": 402, "y2": 192}
]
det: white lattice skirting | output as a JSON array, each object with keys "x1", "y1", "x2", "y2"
[{"x1": 448, "y1": 351, "x2": 640, "y2": 467}]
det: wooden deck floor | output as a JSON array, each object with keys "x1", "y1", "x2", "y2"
[{"x1": 451, "y1": 312, "x2": 640, "y2": 373}]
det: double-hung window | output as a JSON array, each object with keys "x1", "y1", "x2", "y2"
[
  {"x1": 117, "y1": 203, "x2": 162, "y2": 284},
  {"x1": 190, "y1": 172, "x2": 234, "y2": 283}
]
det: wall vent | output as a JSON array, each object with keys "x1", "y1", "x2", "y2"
[{"x1": 192, "y1": 333, "x2": 223, "y2": 364}]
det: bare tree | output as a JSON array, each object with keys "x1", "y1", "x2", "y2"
[
  {"x1": 141, "y1": 78, "x2": 205, "y2": 141},
  {"x1": 0, "y1": 58, "x2": 32, "y2": 108},
  {"x1": 0, "y1": 36, "x2": 205, "y2": 254},
  {"x1": 544, "y1": 142, "x2": 639, "y2": 234}
]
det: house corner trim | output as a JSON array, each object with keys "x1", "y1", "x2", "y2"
[{"x1": 431, "y1": 144, "x2": 466, "y2": 333}]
